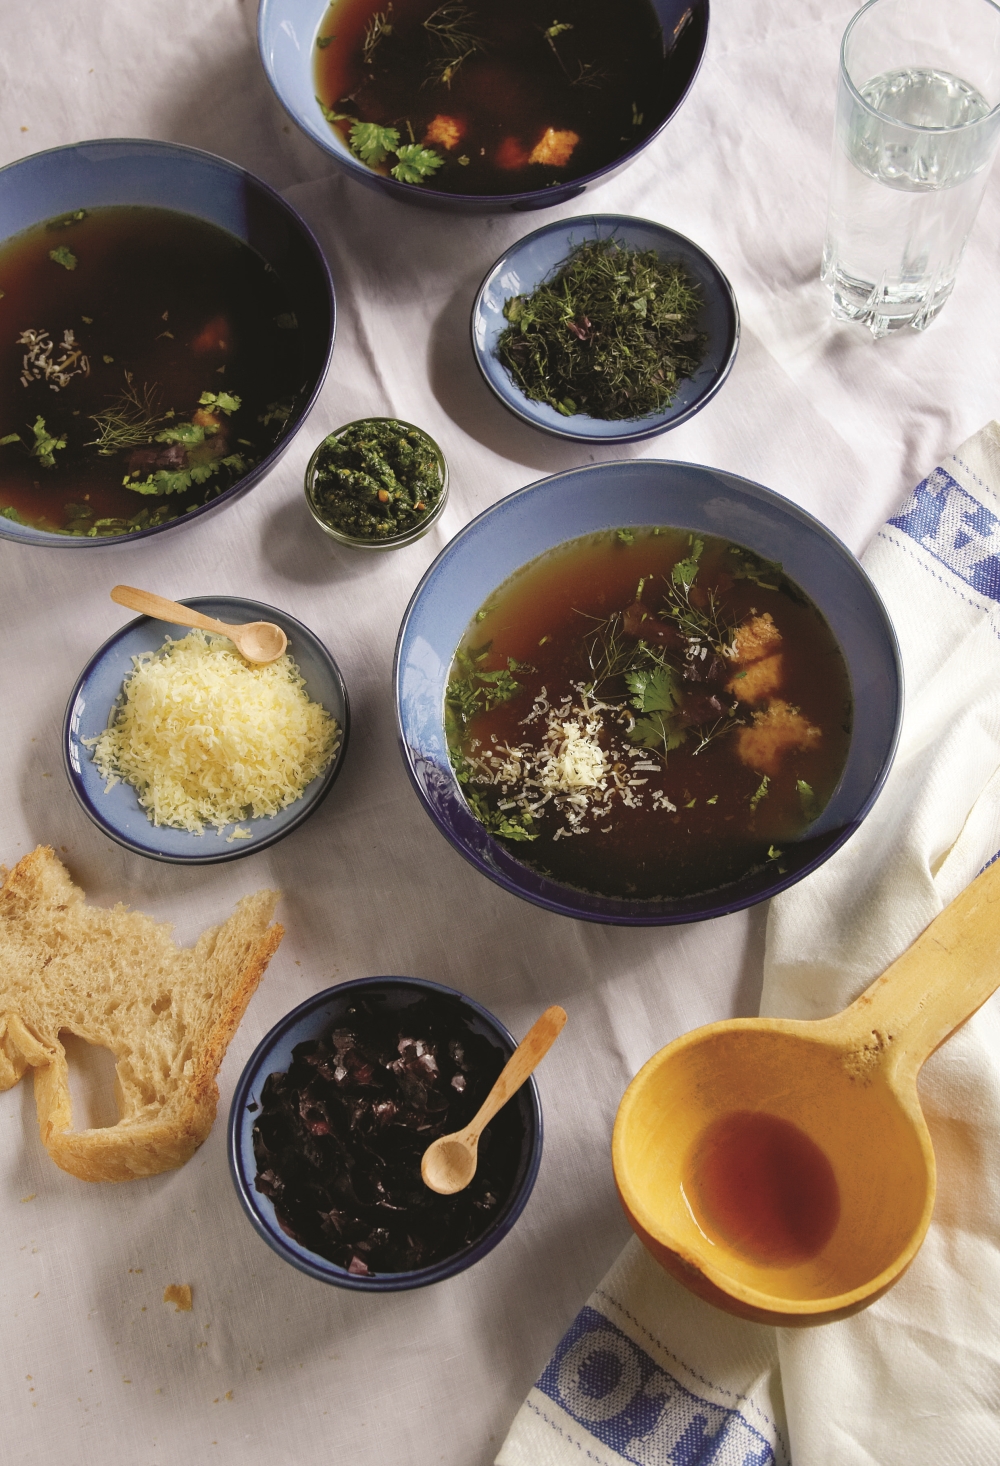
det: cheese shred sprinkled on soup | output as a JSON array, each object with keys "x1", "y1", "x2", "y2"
[{"x1": 87, "y1": 631, "x2": 340, "y2": 834}]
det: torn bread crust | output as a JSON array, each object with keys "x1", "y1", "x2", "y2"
[{"x1": 0, "y1": 846, "x2": 282, "y2": 1182}]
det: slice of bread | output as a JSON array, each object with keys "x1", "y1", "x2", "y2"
[{"x1": 0, "y1": 845, "x2": 283, "y2": 1182}]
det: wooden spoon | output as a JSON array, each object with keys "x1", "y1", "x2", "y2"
[
  {"x1": 613, "y1": 859, "x2": 1000, "y2": 1326},
  {"x1": 421, "y1": 1004, "x2": 567, "y2": 1195},
  {"x1": 110, "y1": 585, "x2": 287, "y2": 664}
]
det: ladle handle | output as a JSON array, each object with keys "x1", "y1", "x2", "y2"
[
  {"x1": 111, "y1": 585, "x2": 228, "y2": 635},
  {"x1": 840, "y1": 859, "x2": 1000, "y2": 1077},
  {"x1": 466, "y1": 1005, "x2": 566, "y2": 1140}
]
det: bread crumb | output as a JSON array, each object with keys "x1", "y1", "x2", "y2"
[
  {"x1": 736, "y1": 700, "x2": 821, "y2": 776},
  {"x1": 732, "y1": 612, "x2": 782, "y2": 665},
  {"x1": 528, "y1": 128, "x2": 579, "y2": 166},
  {"x1": 424, "y1": 114, "x2": 462, "y2": 149},
  {"x1": 163, "y1": 1284, "x2": 192, "y2": 1312},
  {"x1": 19, "y1": 1194, "x2": 35, "y2": 1203},
  {"x1": 728, "y1": 652, "x2": 783, "y2": 702}
]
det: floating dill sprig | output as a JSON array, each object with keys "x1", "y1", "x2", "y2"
[
  {"x1": 497, "y1": 238, "x2": 706, "y2": 420},
  {"x1": 362, "y1": 5, "x2": 393, "y2": 66},
  {"x1": 422, "y1": 3, "x2": 484, "y2": 87},
  {"x1": 87, "y1": 374, "x2": 165, "y2": 456}
]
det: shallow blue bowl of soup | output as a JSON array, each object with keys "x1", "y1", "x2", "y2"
[
  {"x1": 472, "y1": 215, "x2": 739, "y2": 443},
  {"x1": 394, "y1": 460, "x2": 903, "y2": 925},
  {"x1": 63, "y1": 596, "x2": 349, "y2": 863},
  {"x1": 258, "y1": 0, "x2": 708, "y2": 214},
  {"x1": 228, "y1": 975, "x2": 543, "y2": 1290},
  {"x1": 0, "y1": 139, "x2": 334, "y2": 548}
]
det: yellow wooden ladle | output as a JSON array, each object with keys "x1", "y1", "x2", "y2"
[{"x1": 613, "y1": 860, "x2": 1000, "y2": 1326}]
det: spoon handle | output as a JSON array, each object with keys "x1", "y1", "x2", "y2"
[
  {"x1": 111, "y1": 585, "x2": 228, "y2": 636},
  {"x1": 466, "y1": 1005, "x2": 566, "y2": 1140},
  {"x1": 840, "y1": 859, "x2": 1000, "y2": 1076}
]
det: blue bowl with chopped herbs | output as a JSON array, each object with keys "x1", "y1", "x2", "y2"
[
  {"x1": 228, "y1": 976, "x2": 543, "y2": 1290},
  {"x1": 258, "y1": 0, "x2": 708, "y2": 214},
  {"x1": 394, "y1": 459, "x2": 902, "y2": 925},
  {"x1": 472, "y1": 215, "x2": 739, "y2": 443},
  {"x1": 304, "y1": 417, "x2": 448, "y2": 549},
  {"x1": 0, "y1": 139, "x2": 334, "y2": 548}
]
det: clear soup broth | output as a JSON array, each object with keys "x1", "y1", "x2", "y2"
[
  {"x1": 446, "y1": 528, "x2": 853, "y2": 900},
  {"x1": 0, "y1": 205, "x2": 306, "y2": 537}
]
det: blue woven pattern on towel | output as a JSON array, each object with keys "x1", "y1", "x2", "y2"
[
  {"x1": 535, "y1": 1305, "x2": 775, "y2": 1466},
  {"x1": 889, "y1": 465, "x2": 1000, "y2": 601}
]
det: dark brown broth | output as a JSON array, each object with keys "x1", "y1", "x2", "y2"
[
  {"x1": 450, "y1": 530, "x2": 853, "y2": 900},
  {"x1": 0, "y1": 206, "x2": 304, "y2": 535},
  {"x1": 316, "y1": 0, "x2": 698, "y2": 195}
]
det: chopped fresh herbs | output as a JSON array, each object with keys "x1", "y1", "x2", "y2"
[
  {"x1": 48, "y1": 246, "x2": 77, "y2": 271},
  {"x1": 446, "y1": 645, "x2": 526, "y2": 738},
  {"x1": 616, "y1": 527, "x2": 635, "y2": 545},
  {"x1": 749, "y1": 775, "x2": 769, "y2": 811},
  {"x1": 30, "y1": 416, "x2": 67, "y2": 467},
  {"x1": 350, "y1": 121, "x2": 400, "y2": 166},
  {"x1": 422, "y1": 2, "x2": 485, "y2": 86},
  {"x1": 87, "y1": 375, "x2": 164, "y2": 455},
  {"x1": 362, "y1": 5, "x2": 393, "y2": 64},
  {"x1": 198, "y1": 389, "x2": 241, "y2": 415},
  {"x1": 307, "y1": 418, "x2": 444, "y2": 542},
  {"x1": 496, "y1": 238, "x2": 705, "y2": 420},
  {"x1": 0, "y1": 432, "x2": 20, "y2": 447},
  {"x1": 797, "y1": 779, "x2": 819, "y2": 821},
  {"x1": 316, "y1": 33, "x2": 334, "y2": 47}
]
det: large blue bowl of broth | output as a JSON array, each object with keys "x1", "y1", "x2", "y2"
[
  {"x1": 258, "y1": 0, "x2": 708, "y2": 213},
  {"x1": 0, "y1": 139, "x2": 334, "y2": 547},
  {"x1": 394, "y1": 460, "x2": 903, "y2": 925}
]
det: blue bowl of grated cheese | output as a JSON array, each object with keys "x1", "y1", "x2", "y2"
[{"x1": 63, "y1": 596, "x2": 350, "y2": 863}]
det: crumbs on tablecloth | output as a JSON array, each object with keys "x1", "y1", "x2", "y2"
[{"x1": 163, "y1": 1283, "x2": 193, "y2": 1311}]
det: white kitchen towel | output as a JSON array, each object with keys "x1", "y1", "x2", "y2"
[{"x1": 497, "y1": 419, "x2": 1000, "y2": 1466}]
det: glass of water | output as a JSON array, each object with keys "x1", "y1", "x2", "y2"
[{"x1": 822, "y1": 0, "x2": 1000, "y2": 336}]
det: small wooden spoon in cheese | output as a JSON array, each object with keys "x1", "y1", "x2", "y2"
[
  {"x1": 111, "y1": 585, "x2": 287, "y2": 664},
  {"x1": 421, "y1": 1004, "x2": 567, "y2": 1195}
]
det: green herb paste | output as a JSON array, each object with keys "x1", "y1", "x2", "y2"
[
  {"x1": 308, "y1": 419, "x2": 444, "y2": 541},
  {"x1": 496, "y1": 238, "x2": 706, "y2": 420}
]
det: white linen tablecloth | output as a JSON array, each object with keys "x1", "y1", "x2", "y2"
[{"x1": 0, "y1": 2, "x2": 998, "y2": 1463}]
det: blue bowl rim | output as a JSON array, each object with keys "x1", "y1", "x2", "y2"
[
  {"x1": 0, "y1": 136, "x2": 336, "y2": 548},
  {"x1": 393, "y1": 459, "x2": 904, "y2": 925},
  {"x1": 257, "y1": 0, "x2": 710, "y2": 209},
  {"x1": 61, "y1": 595, "x2": 351, "y2": 865},
  {"x1": 227, "y1": 974, "x2": 544, "y2": 1290},
  {"x1": 470, "y1": 212, "x2": 741, "y2": 443}
]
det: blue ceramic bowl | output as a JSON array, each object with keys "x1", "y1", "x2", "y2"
[
  {"x1": 63, "y1": 596, "x2": 349, "y2": 863},
  {"x1": 472, "y1": 214, "x2": 740, "y2": 443},
  {"x1": 228, "y1": 976, "x2": 543, "y2": 1290},
  {"x1": 395, "y1": 460, "x2": 903, "y2": 925},
  {"x1": 0, "y1": 139, "x2": 335, "y2": 548},
  {"x1": 258, "y1": 0, "x2": 708, "y2": 214}
]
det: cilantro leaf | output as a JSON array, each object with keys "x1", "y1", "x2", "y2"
[
  {"x1": 390, "y1": 143, "x2": 444, "y2": 183},
  {"x1": 30, "y1": 416, "x2": 67, "y2": 468},
  {"x1": 629, "y1": 713, "x2": 687, "y2": 754},
  {"x1": 198, "y1": 390, "x2": 242, "y2": 415},
  {"x1": 0, "y1": 433, "x2": 20, "y2": 446},
  {"x1": 0, "y1": 505, "x2": 26, "y2": 523},
  {"x1": 729, "y1": 545, "x2": 783, "y2": 590},
  {"x1": 671, "y1": 536, "x2": 704, "y2": 587},
  {"x1": 48, "y1": 246, "x2": 77, "y2": 270},
  {"x1": 350, "y1": 122, "x2": 400, "y2": 166},
  {"x1": 625, "y1": 666, "x2": 678, "y2": 715},
  {"x1": 749, "y1": 774, "x2": 769, "y2": 811},
  {"x1": 316, "y1": 33, "x2": 334, "y2": 47},
  {"x1": 317, "y1": 97, "x2": 355, "y2": 124},
  {"x1": 616, "y1": 527, "x2": 635, "y2": 545},
  {"x1": 155, "y1": 423, "x2": 206, "y2": 445}
]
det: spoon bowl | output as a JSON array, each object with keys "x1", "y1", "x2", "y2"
[{"x1": 613, "y1": 861, "x2": 1000, "y2": 1325}]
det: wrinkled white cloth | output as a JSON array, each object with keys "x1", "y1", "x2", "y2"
[{"x1": 497, "y1": 421, "x2": 1000, "y2": 1466}]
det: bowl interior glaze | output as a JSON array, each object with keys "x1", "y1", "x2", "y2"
[
  {"x1": 228, "y1": 976, "x2": 543, "y2": 1290},
  {"x1": 394, "y1": 459, "x2": 903, "y2": 925},
  {"x1": 0, "y1": 138, "x2": 334, "y2": 547}
]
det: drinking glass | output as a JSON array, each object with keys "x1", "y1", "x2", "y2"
[{"x1": 821, "y1": 0, "x2": 1000, "y2": 337}]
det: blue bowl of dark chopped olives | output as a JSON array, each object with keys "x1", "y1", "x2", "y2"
[
  {"x1": 304, "y1": 417, "x2": 448, "y2": 550},
  {"x1": 228, "y1": 976, "x2": 543, "y2": 1290}
]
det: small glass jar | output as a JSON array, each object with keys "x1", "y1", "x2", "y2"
[{"x1": 304, "y1": 417, "x2": 449, "y2": 550}]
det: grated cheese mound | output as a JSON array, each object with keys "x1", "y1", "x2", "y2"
[{"x1": 88, "y1": 631, "x2": 340, "y2": 834}]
